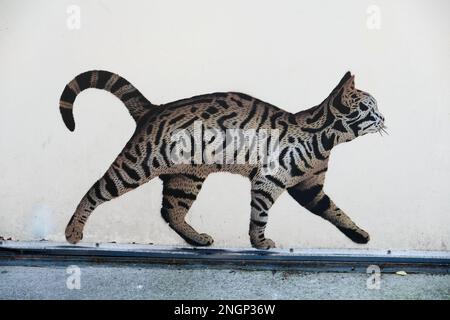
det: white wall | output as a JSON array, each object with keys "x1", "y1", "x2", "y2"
[{"x1": 0, "y1": 0, "x2": 449, "y2": 250}]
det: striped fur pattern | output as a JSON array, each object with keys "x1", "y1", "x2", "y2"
[{"x1": 60, "y1": 70, "x2": 385, "y2": 249}]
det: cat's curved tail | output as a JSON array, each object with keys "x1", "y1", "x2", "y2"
[{"x1": 59, "y1": 70, "x2": 153, "y2": 131}]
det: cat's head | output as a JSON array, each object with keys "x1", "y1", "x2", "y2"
[{"x1": 328, "y1": 72, "x2": 385, "y2": 139}]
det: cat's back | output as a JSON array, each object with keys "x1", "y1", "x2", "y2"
[
  {"x1": 142, "y1": 91, "x2": 286, "y2": 129},
  {"x1": 162, "y1": 91, "x2": 279, "y2": 111}
]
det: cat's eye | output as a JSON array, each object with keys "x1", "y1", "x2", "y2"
[{"x1": 359, "y1": 103, "x2": 368, "y2": 111}]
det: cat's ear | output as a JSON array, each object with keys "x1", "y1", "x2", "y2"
[
  {"x1": 344, "y1": 74, "x2": 355, "y2": 92},
  {"x1": 329, "y1": 72, "x2": 356, "y2": 114},
  {"x1": 332, "y1": 71, "x2": 355, "y2": 93}
]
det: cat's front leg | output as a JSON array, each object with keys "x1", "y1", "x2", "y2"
[
  {"x1": 287, "y1": 178, "x2": 370, "y2": 244},
  {"x1": 309, "y1": 191, "x2": 370, "y2": 243},
  {"x1": 249, "y1": 175, "x2": 285, "y2": 249}
]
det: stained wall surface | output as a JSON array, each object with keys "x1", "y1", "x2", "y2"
[{"x1": 0, "y1": 0, "x2": 449, "y2": 250}]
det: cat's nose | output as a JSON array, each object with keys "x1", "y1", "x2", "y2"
[{"x1": 376, "y1": 113, "x2": 384, "y2": 122}]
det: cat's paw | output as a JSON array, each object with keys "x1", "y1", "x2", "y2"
[
  {"x1": 195, "y1": 233, "x2": 214, "y2": 246},
  {"x1": 252, "y1": 238, "x2": 276, "y2": 250},
  {"x1": 354, "y1": 229, "x2": 370, "y2": 244},
  {"x1": 65, "y1": 224, "x2": 83, "y2": 244},
  {"x1": 340, "y1": 227, "x2": 370, "y2": 244},
  {"x1": 180, "y1": 232, "x2": 214, "y2": 246}
]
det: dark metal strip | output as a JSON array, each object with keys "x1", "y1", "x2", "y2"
[{"x1": 0, "y1": 242, "x2": 448, "y2": 273}]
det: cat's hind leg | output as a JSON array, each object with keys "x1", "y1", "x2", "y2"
[
  {"x1": 65, "y1": 152, "x2": 150, "y2": 244},
  {"x1": 160, "y1": 174, "x2": 213, "y2": 246}
]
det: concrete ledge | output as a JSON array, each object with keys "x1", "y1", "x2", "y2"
[{"x1": 0, "y1": 241, "x2": 449, "y2": 273}]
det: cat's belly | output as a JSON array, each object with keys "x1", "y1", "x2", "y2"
[
  {"x1": 153, "y1": 163, "x2": 255, "y2": 178},
  {"x1": 152, "y1": 162, "x2": 316, "y2": 188}
]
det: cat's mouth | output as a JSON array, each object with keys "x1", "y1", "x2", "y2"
[
  {"x1": 360, "y1": 121, "x2": 387, "y2": 136},
  {"x1": 377, "y1": 122, "x2": 388, "y2": 136}
]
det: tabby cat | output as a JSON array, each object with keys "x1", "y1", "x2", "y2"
[{"x1": 60, "y1": 70, "x2": 385, "y2": 249}]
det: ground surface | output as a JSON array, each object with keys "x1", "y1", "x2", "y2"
[{"x1": 0, "y1": 264, "x2": 448, "y2": 299}]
